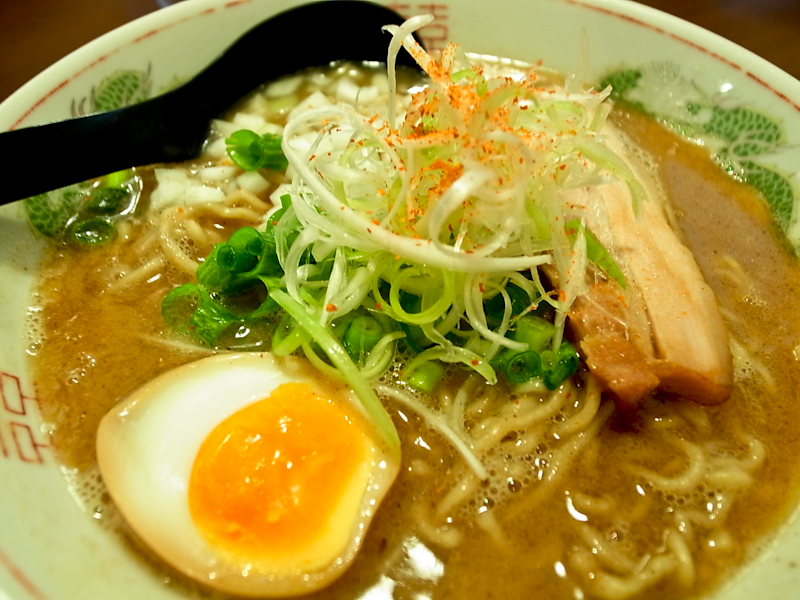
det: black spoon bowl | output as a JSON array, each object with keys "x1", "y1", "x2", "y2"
[{"x1": 0, "y1": 0, "x2": 421, "y2": 204}]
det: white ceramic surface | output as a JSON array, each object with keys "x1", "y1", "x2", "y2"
[{"x1": 1, "y1": 0, "x2": 799, "y2": 598}]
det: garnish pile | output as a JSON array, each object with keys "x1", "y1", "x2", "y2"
[{"x1": 163, "y1": 16, "x2": 638, "y2": 419}]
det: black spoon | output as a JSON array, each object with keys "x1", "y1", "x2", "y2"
[{"x1": 0, "y1": 0, "x2": 421, "y2": 204}]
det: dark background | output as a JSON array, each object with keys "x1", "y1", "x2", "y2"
[{"x1": 2, "y1": 0, "x2": 800, "y2": 102}]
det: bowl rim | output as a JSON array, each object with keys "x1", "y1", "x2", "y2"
[
  {"x1": 0, "y1": 0, "x2": 227, "y2": 130},
  {"x1": 575, "y1": 0, "x2": 800, "y2": 103},
  {"x1": 2, "y1": 1, "x2": 800, "y2": 599},
  {"x1": 3, "y1": 0, "x2": 800, "y2": 130}
]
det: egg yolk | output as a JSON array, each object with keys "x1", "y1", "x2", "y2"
[{"x1": 188, "y1": 382, "x2": 367, "y2": 558}]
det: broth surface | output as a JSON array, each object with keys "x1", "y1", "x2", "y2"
[{"x1": 28, "y1": 64, "x2": 800, "y2": 600}]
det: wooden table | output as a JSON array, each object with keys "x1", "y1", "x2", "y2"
[{"x1": 2, "y1": 0, "x2": 800, "y2": 102}]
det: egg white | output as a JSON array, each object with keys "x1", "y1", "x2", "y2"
[{"x1": 96, "y1": 352, "x2": 399, "y2": 597}]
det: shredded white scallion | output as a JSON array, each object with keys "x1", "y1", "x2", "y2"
[
  {"x1": 375, "y1": 383, "x2": 489, "y2": 480},
  {"x1": 273, "y1": 14, "x2": 640, "y2": 390},
  {"x1": 382, "y1": 13, "x2": 435, "y2": 129}
]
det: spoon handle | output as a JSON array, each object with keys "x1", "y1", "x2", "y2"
[
  {"x1": 0, "y1": 0, "x2": 421, "y2": 206},
  {"x1": 0, "y1": 92, "x2": 190, "y2": 203}
]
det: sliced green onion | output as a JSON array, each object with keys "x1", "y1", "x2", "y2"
[
  {"x1": 512, "y1": 315, "x2": 555, "y2": 354},
  {"x1": 66, "y1": 218, "x2": 116, "y2": 245},
  {"x1": 196, "y1": 245, "x2": 236, "y2": 291},
  {"x1": 161, "y1": 284, "x2": 201, "y2": 330},
  {"x1": 104, "y1": 169, "x2": 132, "y2": 189},
  {"x1": 406, "y1": 360, "x2": 446, "y2": 393},
  {"x1": 162, "y1": 283, "x2": 240, "y2": 346},
  {"x1": 540, "y1": 341, "x2": 580, "y2": 390},
  {"x1": 196, "y1": 226, "x2": 284, "y2": 294},
  {"x1": 505, "y1": 351, "x2": 542, "y2": 384},
  {"x1": 359, "y1": 330, "x2": 405, "y2": 381},
  {"x1": 271, "y1": 311, "x2": 311, "y2": 356},
  {"x1": 225, "y1": 129, "x2": 289, "y2": 172},
  {"x1": 388, "y1": 267, "x2": 454, "y2": 325},
  {"x1": 218, "y1": 227, "x2": 264, "y2": 273},
  {"x1": 85, "y1": 187, "x2": 130, "y2": 215},
  {"x1": 189, "y1": 297, "x2": 239, "y2": 346},
  {"x1": 341, "y1": 314, "x2": 386, "y2": 363},
  {"x1": 565, "y1": 218, "x2": 627, "y2": 289}
]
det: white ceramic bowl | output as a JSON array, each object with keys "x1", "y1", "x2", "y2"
[{"x1": 1, "y1": 0, "x2": 799, "y2": 598}]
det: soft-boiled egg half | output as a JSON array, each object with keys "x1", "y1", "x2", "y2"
[{"x1": 96, "y1": 352, "x2": 399, "y2": 597}]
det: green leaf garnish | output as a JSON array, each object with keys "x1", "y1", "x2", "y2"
[{"x1": 225, "y1": 129, "x2": 289, "y2": 172}]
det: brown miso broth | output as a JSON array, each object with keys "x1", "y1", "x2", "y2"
[{"x1": 27, "y1": 61, "x2": 800, "y2": 600}]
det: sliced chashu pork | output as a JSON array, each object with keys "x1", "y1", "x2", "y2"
[
  {"x1": 564, "y1": 126, "x2": 733, "y2": 408},
  {"x1": 568, "y1": 280, "x2": 660, "y2": 410}
]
